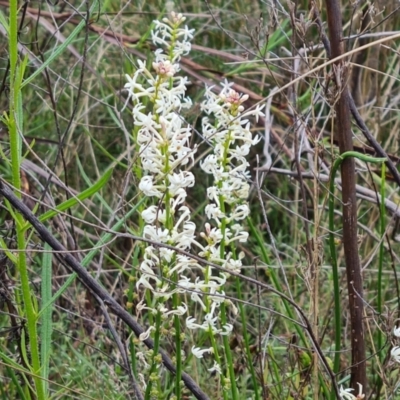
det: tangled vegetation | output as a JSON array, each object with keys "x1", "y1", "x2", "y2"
[{"x1": 1, "y1": 1, "x2": 400, "y2": 399}]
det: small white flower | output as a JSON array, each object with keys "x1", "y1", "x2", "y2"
[
  {"x1": 225, "y1": 230, "x2": 249, "y2": 244},
  {"x1": 205, "y1": 203, "x2": 225, "y2": 221},
  {"x1": 201, "y1": 155, "x2": 219, "y2": 174},
  {"x1": 168, "y1": 254, "x2": 199, "y2": 275},
  {"x1": 171, "y1": 221, "x2": 196, "y2": 249},
  {"x1": 190, "y1": 292, "x2": 207, "y2": 310},
  {"x1": 391, "y1": 346, "x2": 400, "y2": 363},
  {"x1": 204, "y1": 313, "x2": 219, "y2": 333},
  {"x1": 139, "y1": 326, "x2": 156, "y2": 341},
  {"x1": 208, "y1": 361, "x2": 222, "y2": 375},
  {"x1": 139, "y1": 176, "x2": 164, "y2": 198},
  {"x1": 230, "y1": 144, "x2": 250, "y2": 157},
  {"x1": 230, "y1": 204, "x2": 250, "y2": 220},
  {"x1": 152, "y1": 283, "x2": 174, "y2": 299},
  {"x1": 152, "y1": 60, "x2": 176, "y2": 77},
  {"x1": 394, "y1": 325, "x2": 400, "y2": 337},
  {"x1": 192, "y1": 346, "x2": 213, "y2": 359},
  {"x1": 224, "y1": 257, "x2": 242, "y2": 272},
  {"x1": 143, "y1": 225, "x2": 170, "y2": 243},
  {"x1": 159, "y1": 247, "x2": 175, "y2": 263},
  {"x1": 132, "y1": 104, "x2": 156, "y2": 128},
  {"x1": 252, "y1": 104, "x2": 265, "y2": 121},
  {"x1": 141, "y1": 205, "x2": 163, "y2": 224},
  {"x1": 136, "y1": 270, "x2": 160, "y2": 291},
  {"x1": 168, "y1": 171, "x2": 195, "y2": 194},
  {"x1": 208, "y1": 227, "x2": 223, "y2": 243},
  {"x1": 160, "y1": 303, "x2": 188, "y2": 317},
  {"x1": 339, "y1": 383, "x2": 365, "y2": 399},
  {"x1": 206, "y1": 186, "x2": 219, "y2": 203},
  {"x1": 220, "y1": 323, "x2": 233, "y2": 336},
  {"x1": 170, "y1": 188, "x2": 187, "y2": 211},
  {"x1": 186, "y1": 317, "x2": 204, "y2": 330}
]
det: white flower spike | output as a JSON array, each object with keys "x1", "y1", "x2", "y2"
[{"x1": 126, "y1": 12, "x2": 198, "y2": 329}]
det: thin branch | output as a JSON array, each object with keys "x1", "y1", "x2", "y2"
[{"x1": 325, "y1": 0, "x2": 367, "y2": 391}]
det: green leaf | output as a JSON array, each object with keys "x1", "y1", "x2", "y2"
[
  {"x1": 23, "y1": 168, "x2": 113, "y2": 231},
  {"x1": 40, "y1": 243, "x2": 53, "y2": 396}
]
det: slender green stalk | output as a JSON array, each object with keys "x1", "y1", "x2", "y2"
[
  {"x1": 144, "y1": 311, "x2": 162, "y2": 399},
  {"x1": 372, "y1": 164, "x2": 387, "y2": 396},
  {"x1": 8, "y1": 1, "x2": 21, "y2": 193},
  {"x1": 173, "y1": 287, "x2": 182, "y2": 399},
  {"x1": 215, "y1": 190, "x2": 238, "y2": 399},
  {"x1": 11, "y1": 93, "x2": 46, "y2": 400},
  {"x1": 40, "y1": 243, "x2": 53, "y2": 397},
  {"x1": 267, "y1": 344, "x2": 282, "y2": 396},
  {"x1": 328, "y1": 151, "x2": 386, "y2": 400},
  {"x1": 219, "y1": 302, "x2": 238, "y2": 399},
  {"x1": 211, "y1": 130, "x2": 240, "y2": 400},
  {"x1": 377, "y1": 163, "x2": 386, "y2": 357},
  {"x1": 7, "y1": 1, "x2": 45, "y2": 398},
  {"x1": 202, "y1": 263, "x2": 228, "y2": 400},
  {"x1": 235, "y1": 278, "x2": 260, "y2": 400}
]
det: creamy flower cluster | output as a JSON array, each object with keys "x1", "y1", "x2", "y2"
[
  {"x1": 199, "y1": 80, "x2": 264, "y2": 272},
  {"x1": 124, "y1": 13, "x2": 197, "y2": 306},
  {"x1": 182, "y1": 82, "x2": 264, "y2": 363}
]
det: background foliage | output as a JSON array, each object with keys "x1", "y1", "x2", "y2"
[{"x1": 1, "y1": 0, "x2": 400, "y2": 399}]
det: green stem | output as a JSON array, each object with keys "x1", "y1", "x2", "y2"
[
  {"x1": 217, "y1": 207, "x2": 238, "y2": 398},
  {"x1": 328, "y1": 151, "x2": 385, "y2": 399},
  {"x1": 267, "y1": 344, "x2": 282, "y2": 396},
  {"x1": 377, "y1": 163, "x2": 386, "y2": 342},
  {"x1": 8, "y1": 1, "x2": 21, "y2": 193},
  {"x1": 377, "y1": 164, "x2": 386, "y2": 358},
  {"x1": 173, "y1": 286, "x2": 182, "y2": 399},
  {"x1": 373, "y1": 163, "x2": 386, "y2": 397},
  {"x1": 235, "y1": 278, "x2": 260, "y2": 400},
  {"x1": 8, "y1": 1, "x2": 45, "y2": 399},
  {"x1": 219, "y1": 302, "x2": 238, "y2": 400},
  {"x1": 144, "y1": 311, "x2": 162, "y2": 399},
  {"x1": 202, "y1": 262, "x2": 228, "y2": 400}
]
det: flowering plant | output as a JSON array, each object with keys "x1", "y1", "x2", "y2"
[{"x1": 124, "y1": 11, "x2": 263, "y2": 399}]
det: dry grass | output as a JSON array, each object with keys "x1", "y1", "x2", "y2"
[{"x1": 1, "y1": 0, "x2": 400, "y2": 399}]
